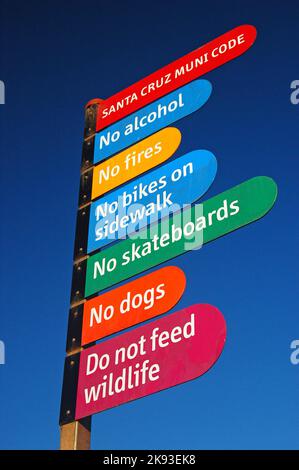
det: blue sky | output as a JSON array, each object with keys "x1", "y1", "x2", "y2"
[{"x1": 0, "y1": 0, "x2": 298, "y2": 450}]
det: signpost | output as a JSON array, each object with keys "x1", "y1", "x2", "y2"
[
  {"x1": 59, "y1": 101, "x2": 102, "y2": 450},
  {"x1": 82, "y1": 266, "x2": 186, "y2": 345},
  {"x1": 76, "y1": 304, "x2": 226, "y2": 419},
  {"x1": 88, "y1": 150, "x2": 217, "y2": 253},
  {"x1": 85, "y1": 176, "x2": 277, "y2": 297},
  {"x1": 60, "y1": 24, "x2": 277, "y2": 451},
  {"x1": 91, "y1": 127, "x2": 181, "y2": 199},
  {"x1": 93, "y1": 79, "x2": 212, "y2": 163},
  {"x1": 95, "y1": 25, "x2": 256, "y2": 130}
]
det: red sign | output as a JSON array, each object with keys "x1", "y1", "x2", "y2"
[
  {"x1": 82, "y1": 266, "x2": 186, "y2": 345},
  {"x1": 75, "y1": 304, "x2": 226, "y2": 419},
  {"x1": 96, "y1": 24, "x2": 256, "y2": 131}
]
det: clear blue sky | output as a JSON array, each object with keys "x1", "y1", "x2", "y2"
[{"x1": 0, "y1": 0, "x2": 298, "y2": 450}]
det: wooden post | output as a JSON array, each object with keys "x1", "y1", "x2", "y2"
[
  {"x1": 60, "y1": 419, "x2": 91, "y2": 450},
  {"x1": 59, "y1": 99, "x2": 102, "y2": 450}
]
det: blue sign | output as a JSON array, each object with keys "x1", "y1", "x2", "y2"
[
  {"x1": 88, "y1": 150, "x2": 217, "y2": 253},
  {"x1": 93, "y1": 80, "x2": 212, "y2": 163}
]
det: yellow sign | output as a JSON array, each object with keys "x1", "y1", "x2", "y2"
[{"x1": 91, "y1": 127, "x2": 181, "y2": 199}]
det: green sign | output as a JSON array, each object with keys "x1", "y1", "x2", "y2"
[{"x1": 85, "y1": 176, "x2": 277, "y2": 297}]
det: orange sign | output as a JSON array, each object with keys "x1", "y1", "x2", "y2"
[
  {"x1": 91, "y1": 127, "x2": 181, "y2": 200},
  {"x1": 82, "y1": 266, "x2": 186, "y2": 345}
]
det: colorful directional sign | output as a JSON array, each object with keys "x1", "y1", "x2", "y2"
[
  {"x1": 92, "y1": 127, "x2": 181, "y2": 199},
  {"x1": 85, "y1": 176, "x2": 277, "y2": 297},
  {"x1": 96, "y1": 25, "x2": 257, "y2": 130},
  {"x1": 93, "y1": 79, "x2": 212, "y2": 163},
  {"x1": 75, "y1": 303, "x2": 226, "y2": 419},
  {"x1": 61, "y1": 22, "x2": 278, "y2": 443},
  {"x1": 88, "y1": 150, "x2": 217, "y2": 253},
  {"x1": 82, "y1": 266, "x2": 186, "y2": 345}
]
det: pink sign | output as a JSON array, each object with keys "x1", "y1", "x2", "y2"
[{"x1": 75, "y1": 304, "x2": 226, "y2": 419}]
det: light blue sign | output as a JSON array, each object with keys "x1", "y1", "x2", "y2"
[
  {"x1": 93, "y1": 79, "x2": 212, "y2": 163},
  {"x1": 88, "y1": 150, "x2": 217, "y2": 254}
]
